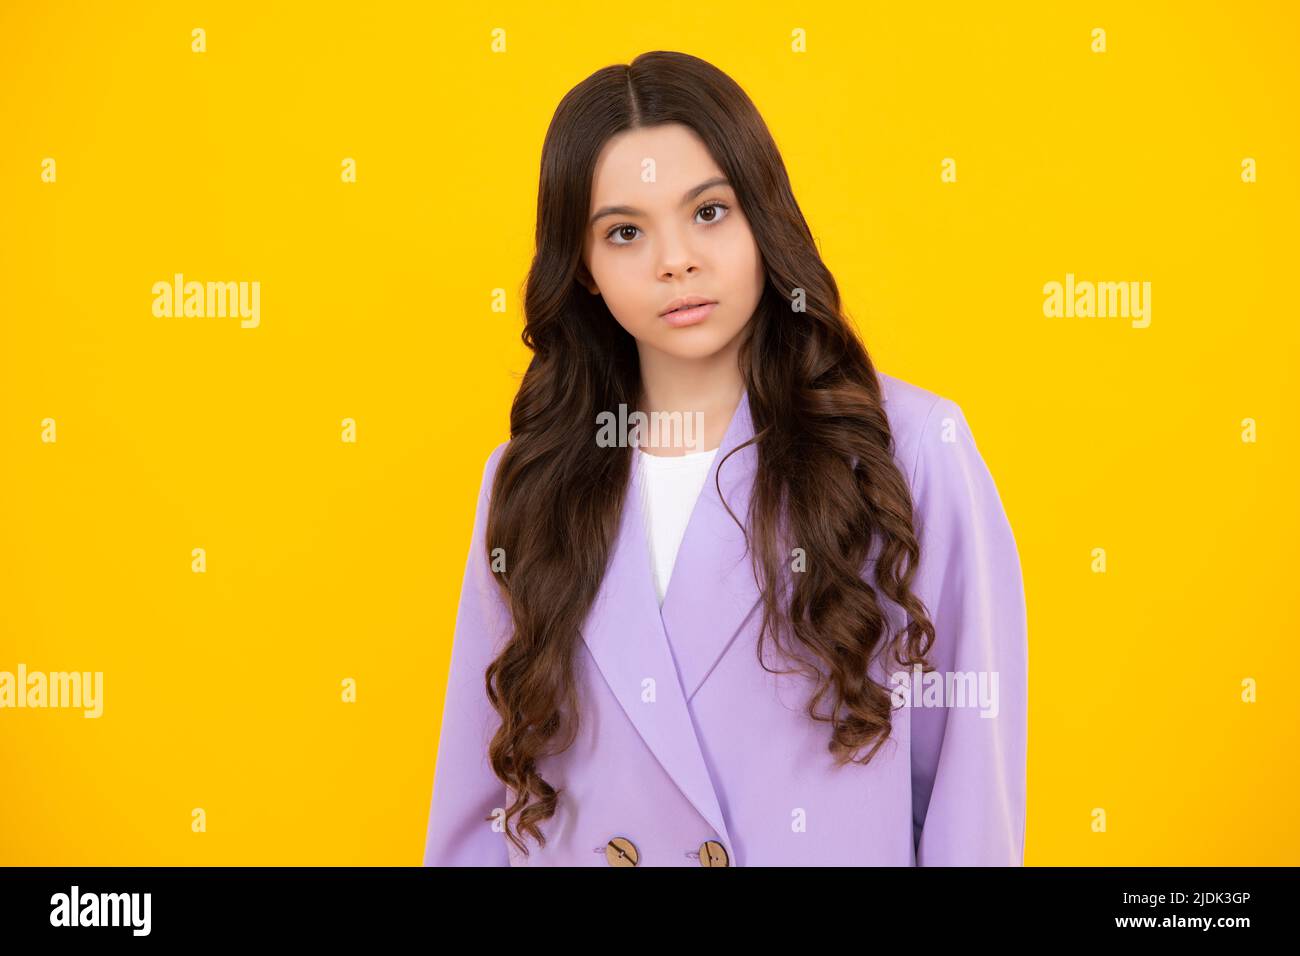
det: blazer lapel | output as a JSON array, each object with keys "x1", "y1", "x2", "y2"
[
  {"x1": 659, "y1": 392, "x2": 762, "y2": 700},
  {"x1": 579, "y1": 392, "x2": 759, "y2": 851}
]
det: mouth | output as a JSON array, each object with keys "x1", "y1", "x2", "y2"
[{"x1": 659, "y1": 299, "x2": 718, "y2": 327}]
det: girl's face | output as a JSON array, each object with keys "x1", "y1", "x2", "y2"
[{"x1": 580, "y1": 122, "x2": 766, "y2": 363}]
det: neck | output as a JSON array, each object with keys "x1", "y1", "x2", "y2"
[{"x1": 634, "y1": 336, "x2": 745, "y2": 456}]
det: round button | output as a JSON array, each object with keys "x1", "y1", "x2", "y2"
[
  {"x1": 698, "y1": 839, "x2": 729, "y2": 867},
  {"x1": 605, "y1": 836, "x2": 640, "y2": 867}
]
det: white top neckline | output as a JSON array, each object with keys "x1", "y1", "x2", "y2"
[
  {"x1": 633, "y1": 445, "x2": 719, "y2": 606},
  {"x1": 635, "y1": 445, "x2": 720, "y2": 465}
]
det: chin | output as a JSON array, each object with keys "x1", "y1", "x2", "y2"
[{"x1": 650, "y1": 331, "x2": 737, "y2": 361}]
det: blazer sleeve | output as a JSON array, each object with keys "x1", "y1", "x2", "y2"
[
  {"x1": 907, "y1": 397, "x2": 1028, "y2": 866},
  {"x1": 422, "y1": 440, "x2": 512, "y2": 866}
]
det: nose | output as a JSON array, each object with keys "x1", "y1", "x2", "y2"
[{"x1": 656, "y1": 227, "x2": 699, "y2": 279}]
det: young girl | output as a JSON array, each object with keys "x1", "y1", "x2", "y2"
[{"x1": 423, "y1": 51, "x2": 1027, "y2": 867}]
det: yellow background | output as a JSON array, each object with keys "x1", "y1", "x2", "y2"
[{"x1": 1, "y1": 1, "x2": 1296, "y2": 865}]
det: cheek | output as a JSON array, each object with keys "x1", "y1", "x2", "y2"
[
  {"x1": 590, "y1": 248, "x2": 654, "y2": 331},
  {"x1": 591, "y1": 244, "x2": 627, "y2": 286},
  {"x1": 721, "y1": 230, "x2": 763, "y2": 298}
]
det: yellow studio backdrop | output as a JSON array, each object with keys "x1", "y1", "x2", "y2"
[{"x1": 1, "y1": 1, "x2": 1296, "y2": 865}]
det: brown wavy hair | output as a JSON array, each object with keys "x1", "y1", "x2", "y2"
[{"x1": 483, "y1": 50, "x2": 936, "y2": 857}]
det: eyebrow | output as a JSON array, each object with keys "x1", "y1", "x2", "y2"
[{"x1": 588, "y1": 176, "x2": 733, "y2": 227}]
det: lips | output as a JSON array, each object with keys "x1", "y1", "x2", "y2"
[
  {"x1": 659, "y1": 301, "x2": 718, "y2": 328},
  {"x1": 659, "y1": 295, "x2": 717, "y2": 317}
]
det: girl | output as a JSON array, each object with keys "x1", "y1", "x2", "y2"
[{"x1": 423, "y1": 50, "x2": 1027, "y2": 867}]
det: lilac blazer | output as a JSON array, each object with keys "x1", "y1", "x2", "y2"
[{"x1": 423, "y1": 371, "x2": 1028, "y2": 866}]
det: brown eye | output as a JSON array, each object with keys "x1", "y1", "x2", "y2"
[
  {"x1": 695, "y1": 201, "x2": 729, "y2": 225},
  {"x1": 606, "y1": 224, "x2": 642, "y2": 245}
]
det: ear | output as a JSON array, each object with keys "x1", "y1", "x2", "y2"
[{"x1": 575, "y1": 264, "x2": 600, "y2": 296}]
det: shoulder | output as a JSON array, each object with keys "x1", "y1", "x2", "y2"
[
  {"x1": 464, "y1": 439, "x2": 511, "y2": 508},
  {"x1": 481, "y1": 439, "x2": 511, "y2": 488},
  {"x1": 877, "y1": 371, "x2": 1017, "y2": 555},
  {"x1": 485, "y1": 438, "x2": 510, "y2": 473},
  {"x1": 875, "y1": 370, "x2": 970, "y2": 491}
]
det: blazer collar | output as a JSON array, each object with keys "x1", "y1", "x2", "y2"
[{"x1": 580, "y1": 391, "x2": 760, "y2": 851}]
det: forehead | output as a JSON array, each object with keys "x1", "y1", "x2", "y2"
[{"x1": 588, "y1": 123, "x2": 725, "y2": 209}]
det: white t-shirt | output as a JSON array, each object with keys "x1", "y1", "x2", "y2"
[{"x1": 634, "y1": 445, "x2": 720, "y2": 606}]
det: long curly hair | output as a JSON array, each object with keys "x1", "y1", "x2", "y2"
[{"x1": 483, "y1": 50, "x2": 936, "y2": 857}]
